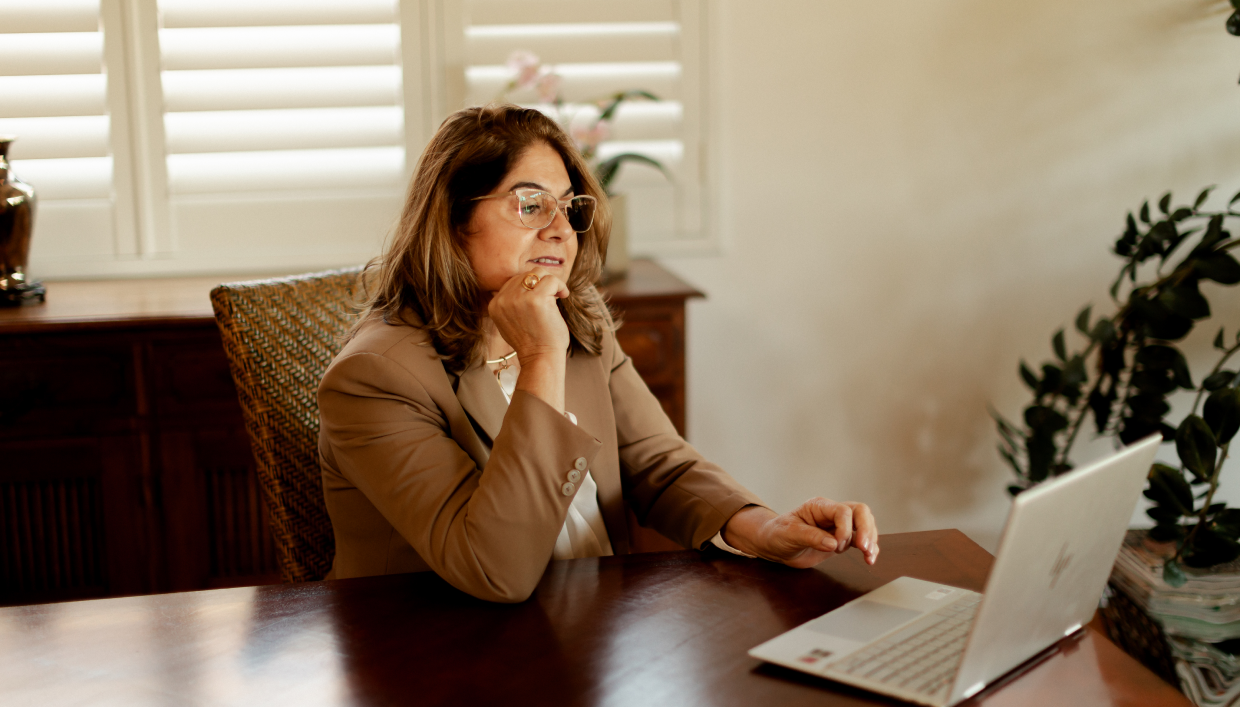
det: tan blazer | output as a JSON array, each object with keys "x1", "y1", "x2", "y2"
[{"x1": 317, "y1": 309, "x2": 765, "y2": 602}]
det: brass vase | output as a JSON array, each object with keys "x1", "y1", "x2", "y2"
[{"x1": 0, "y1": 137, "x2": 43, "y2": 306}]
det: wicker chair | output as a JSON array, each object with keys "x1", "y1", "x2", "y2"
[{"x1": 210, "y1": 266, "x2": 364, "y2": 583}]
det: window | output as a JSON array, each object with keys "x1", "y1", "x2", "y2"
[{"x1": 4, "y1": 0, "x2": 709, "y2": 281}]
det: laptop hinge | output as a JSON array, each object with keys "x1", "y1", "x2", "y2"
[
  {"x1": 1063, "y1": 622, "x2": 1082, "y2": 637},
  {"x1": 961, "y1": 681, "x2": 986, "y2": 699}
]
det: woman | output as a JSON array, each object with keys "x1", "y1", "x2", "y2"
[{"x1": 318, "y1": 104, "x2": 878, "y2": 603}]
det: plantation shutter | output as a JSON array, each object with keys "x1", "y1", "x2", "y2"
[
  {"x1": 0, "y1": 0, "x2": 137, "y2": 270},
  {"x1": 152, "y1": 0, "x2": 413, "y2": 272},
  {"x1": 456, "y1": 0, "x2": 706, "y2": 251}
]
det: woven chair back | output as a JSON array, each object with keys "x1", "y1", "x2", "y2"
[{"x1": 210, "y1": 266, "x2": 363, "y2": 582}]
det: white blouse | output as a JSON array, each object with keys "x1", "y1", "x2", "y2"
[
  {"x1": 495, "y1": 366, "x2": 614, "y2": 560},
  {"x1": 494, "y1": 365, "x2": 752, "y2": 560}
]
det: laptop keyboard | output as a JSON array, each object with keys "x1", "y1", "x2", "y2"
[{"x1": 829, "y1": 594, "x2": 981, "y2": 700}]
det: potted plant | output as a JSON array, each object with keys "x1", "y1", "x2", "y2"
[
  {"x1": 992, "y1": 191, "x2": 1240, "y2": 699},
  {"x1": 498, "y1": 51, "x2": 672, "y2": 279}
]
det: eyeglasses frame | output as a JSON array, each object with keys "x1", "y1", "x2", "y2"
[{"x1": 470, "y1": 188, "x2": 598, "y2": 233}]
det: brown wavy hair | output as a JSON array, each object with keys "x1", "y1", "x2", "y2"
[{"x1": 352, "y1": 104, "x2": 613, "y2": 373}]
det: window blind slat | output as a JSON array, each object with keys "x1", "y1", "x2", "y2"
[
  {"x1": 159, "y1": 25, "x2": 400, "y2": 71},
  {"x1": 466, "y1": 62, "x2": 680, "y2": 106},
  {"x1": 7, "y1": 156, "x2": 112, "y2": 200},
  {"x1": 466, "y1": 0, "x2": 675, "y2": 26},
  {"x1": 0, "y1": 0, "x2": 98, "y2": 33},
  {"x1": 0, "y1": 74, "x2": 107, "y2": 118},
  {"x1": 466, "y1": 23, "x2": 677, "y2": 65},
  {"x1": 0, "y1": 115, "x2": 109, "y2": 159},
  {"x1": 166, "y1": 146, "x2": 403, "y2": 195},
  {"x1": 557, "y1": 101, "x2": 681, "y2": 142},
  {"x1": 161, "y1": 66, "x2": 401, "y2": 112},
  {"x1": 165, "y1": 106, "x2": 402, "y2": 154},
  {"x1": 0, "y1": 32, "x2": 103, "y2": 76},
  {"x1": 161, "y1": 0, "x2": 394, "y2": 29}
]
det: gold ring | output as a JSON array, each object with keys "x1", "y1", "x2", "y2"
[{"x1": 522, "y1": 273, "x2": 541, "y2": 291}]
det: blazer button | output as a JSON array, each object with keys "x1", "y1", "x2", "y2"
[
  {"x1": 574, "y1": 457, "x2": 588, "y2": 471},
  {"x1": 567, "y1": 469, "x2": 581, "y2": 483},
  {"x1": 561, "y1": 482, "x2": 575, "y2": 496}
]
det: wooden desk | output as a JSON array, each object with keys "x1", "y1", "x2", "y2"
[
  {"x1": 0, "y1": 530, "x2": 1186, "y2": 706},
  {"x1": 0, "y1": 261, "x2": 701, "y2": 604}
]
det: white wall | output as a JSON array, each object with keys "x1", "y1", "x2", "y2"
[{"x1": 661, "y1": 0, "x2": 1240, "y2": 550}]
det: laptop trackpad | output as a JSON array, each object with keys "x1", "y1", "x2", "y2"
[{"x1": 806, "y1": 600, "x2": 922, "y2": 642}]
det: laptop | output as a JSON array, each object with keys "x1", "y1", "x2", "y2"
[{"x1": 748, "y1": 434, "x2": 1161, "y2": 706}]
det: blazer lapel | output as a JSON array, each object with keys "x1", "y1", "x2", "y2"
[{"x1": 455, "y1": 361, "x2": 508, "y2": 443}]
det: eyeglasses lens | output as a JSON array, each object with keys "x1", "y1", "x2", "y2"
[
  {"x1": 515, "y1": 191, "x2": 595, "y2": 232},
  {"x1": 566, "y1": 197, "x2": 595, "y2": 232}
]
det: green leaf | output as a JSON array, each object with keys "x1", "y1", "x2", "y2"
[
  {"x1": 1163, "y1": 558, "x2": 1187, "y2": 587},
  {"x1": 1133, "y1": 295, "x2": 1193, "y2": 341},
  {"x1": 1233, "y1": 0, "x2": 1240, "y2": 14},
  {"x1": 1075, "y1": 305, "x2": 1092, "y2": 335},
  {"x1": 1135, "y1": 344, "x2": 1179, "y2": 370},
  {"x1": 1232, "y1": 189, "x2": 1240, "y2": 207},
  {"x1": 1140, "y1": 201, "x2": 1151, "y2": 224},
  {"x1": 1171, "y1": 348, "x2": 1195, "y2": 390},
  {"x1": 1177, "y1": 415, "x2": 1218, "y2": 482},
  {"x1": 593, "y1": 152, "x2": 671, "y2": 192},
  {"x1": 1052, "y1": 329, "x2": 1066, "y2": 362},
  {"x1": 1216, "y1": 327, "x2": 1227, "y2": 350},
  {"x1": 1171, "y1": 207, "x2": 1194, "y2": 222},
  {"x1": 1089, "y1": 386, "x2": 1116, "y2": 433},
  {"x1": 1040, "y1": 364, "x2": 1063, "y2": 392},
  {"x1": 1197, "y1": 252, "x2": 1240, "y2": 285},
  {"x1": 1196, "y1": 186, "x2": 1216, "y2": 210},
  {"x1": 1214, "y1": 508, "x2": 1240, "y2": 539},
  {"x1": 1148, "y1": 463, "x2": 1195, "y2": 513},
  {"x1": 1159, "y1": 192, "x2": 1172, "y2": 215},
  {"x1": 1149, "y1": 523, "x2": 1184, "y2": 542},
  {"x1": 1204, "y1": 370, "x2": 1236, "y2": 391},
  {"x1": 1185, "y1": 526, "x2": 1240, "y2": 568},
  {"x1": 1204, "y1": 387, "x2": 1240, "y2": 445},
  {"x1": 1201, "y1": 215, "x2": 1226, "y2": 252},
  {"x1": 1019, "y1": 361, "x2": 1039, "y2": 392},
  {"x1": 1024, "y1": 404, "x2": 1069, "y2": 433},
  {"x1": 1091, "y1": 317, "x2": 1116, "y2": 344},
  {"x1": 1158, "y1": 282, "x2": 1211, "y2": 320}
]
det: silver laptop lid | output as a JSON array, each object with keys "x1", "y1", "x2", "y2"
[{"x1": 948, "y1": 434, "x2": 1160, "y2": 703}]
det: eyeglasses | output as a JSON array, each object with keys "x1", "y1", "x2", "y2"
[{"x1": 471, "y1": 188, "x2": 597, "y2": 233}]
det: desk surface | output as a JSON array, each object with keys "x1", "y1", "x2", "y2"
[{"x1": 0, "y1": 530, "x2": 1186, "y2": 707}]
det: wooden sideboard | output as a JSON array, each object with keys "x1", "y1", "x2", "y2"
[{"x1": 0, "y1": 260, "x2": 702, "y2": 606}]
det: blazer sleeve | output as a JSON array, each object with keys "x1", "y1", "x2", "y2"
[
  {"x1": 319, "y1": 350, "x2": 603, "y2": 603},
  {"x1": 604, "y1": 329, "x2": 767, "y2": 550}
]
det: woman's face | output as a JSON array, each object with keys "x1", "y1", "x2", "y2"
[{"x1": 464, "y1": 141, "x2": 579, "y2": 293}]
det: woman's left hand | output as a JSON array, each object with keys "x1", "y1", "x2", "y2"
[{"x1": 721, "y1": 499, "x2": 879, "y2": 568}]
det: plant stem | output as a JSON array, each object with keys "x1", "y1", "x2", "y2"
[
  {"x1": 1054, "y1": 341, "x2": 1103, "y2": 469},
  {"x1": 1179, "y1": 441, "x2": 1233, "y2": 563},
  {"x1": 1190, "y1": 341, "x2": 1240, "y2": 416}
]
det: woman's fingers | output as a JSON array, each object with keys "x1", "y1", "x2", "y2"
[
  {"x1": 785, "y1": 497, "x2": 879, "y2": 565},
  {"x1": 850, "y1": 502, "x2": 880, "y2": 564},
  {"x1": 796, "y1": 497, "x2": 852, "y2": 554}
]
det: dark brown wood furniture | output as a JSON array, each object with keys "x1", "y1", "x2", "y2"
[
  {"x1": 0, "y1": 260, "x2": 701, "y2": 605},
  {"x1": 0, "y1": 530, "x2": 1189, "y2": 706}
]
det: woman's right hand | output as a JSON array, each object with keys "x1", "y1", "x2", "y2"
[
  {"x1": 487, "y1": 267, "x2": 570, "y2": 362},
  {"x1": 487, "y1": 268, "x2": 571, "y2": 411}
]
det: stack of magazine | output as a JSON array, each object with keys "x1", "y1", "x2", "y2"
[{"x1": 1110, "y1": 529, "x2": 1240, "y2": 706}]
